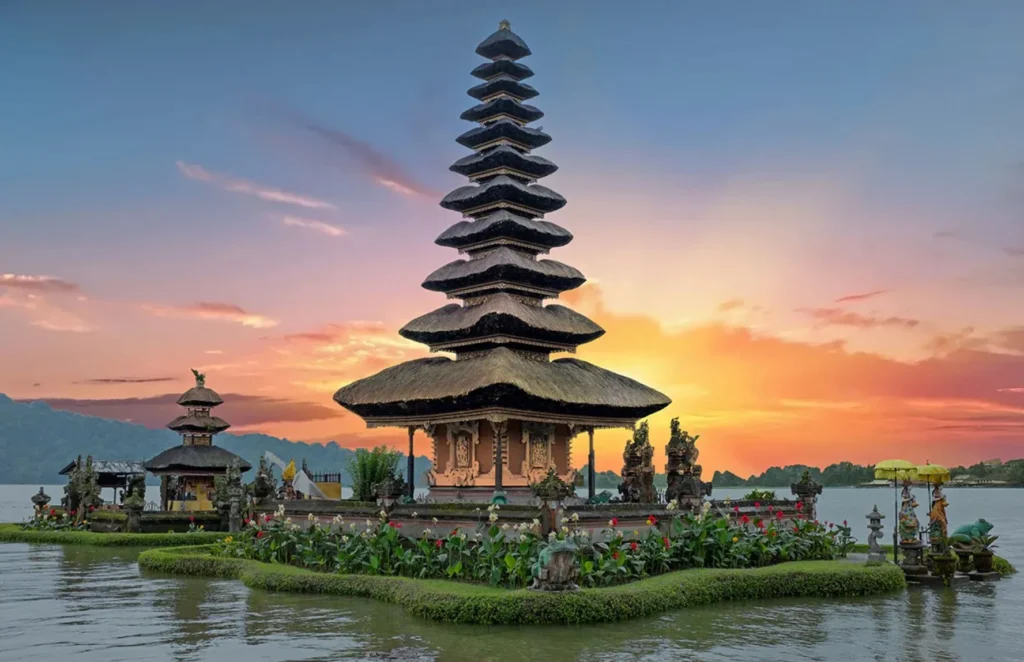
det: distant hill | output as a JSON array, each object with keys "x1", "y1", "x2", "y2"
[{"x1": 0, "y1": 394, "x2": 431, "y2": 486}]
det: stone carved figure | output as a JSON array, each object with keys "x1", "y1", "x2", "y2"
[
  {"x1": 455, "y1": 433, "x2": 471, "y2": 468},
  {"x1": 664, "y1": 419, "x2": 711, "y2": 504},
  {"x1": 950, "y1": 518, "x2": 994, "y2": 545},
  {"x1": 214, "y1": 459, "x2": 245, "y2": 517},
  {"x1": 250, "y1": 456, "x2": 277, "y2": 504},
  {"x1": 191, "y1": 368, "x2": 206, "y2": 388},
  {"x1": 31, "y1": 487, "x2": 50, "y2": 516},
  {"x1": 618, "y1": 421, "x2": 655, "y2": 503},
  {"x1": 898, "y1": 481, "x2": 921, "y2": 544},
  {"x1": 65, "y1": 455, "x2": 101, "y2": 521},
  {"x1": 928, "y1": 485, "x2": 949, "y2": 545},
  {"x1": 529, "y1": 434, "x2": 548, "y2": 468},
  {"x1": 530, "y1": 538, "x2": 579, "y2": 591}
]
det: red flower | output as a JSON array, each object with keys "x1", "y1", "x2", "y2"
[
  {"x1": 630, "y1": 541, "x2": 638, "y2": 551},
  {"x1": 757, "y1": 520, "x2": 765, "y2": 529},
  {"x1": 733, "y1": 505, "x2": 740, "y2": 513},
  {"x1": 646, "y1": 515, "x2": 658, "y2": 526},
  {"x1": 796, "y1": 501, "x2": 803, "y2": 511},
  {"x1": 450, "y1": 528, "x2": 459, "y2": 537},
  {"x1": 264, "y1": 514, "x2": 272, "y2": 523},
  {"x1": 741, "y1": 515, "x2": 750, "y2": 525},
  {"x1": 89, "y1": 505, "x2": 95, "y2": 512},
  {"x1": 387, "y1": 521, "x2": 398, "y2": 528},
  {"x1": 662, "y1": 536, "x2": 670, "y2": 549},
  {"x1": 793, "y1": 526, "x2": 800, "y2": 533},
  {"x1": 609, "y1": 517, "x2": 619, "y2": 527},
  {"x1": 48, "y1": 509, "x2": 55, "y2": 517},
  {"x1": 767, "y1": 505, "x2": 774, "y2": 513},
  {"x1": 843, "y1": 520, "x2": 848, "y2": 527},
  {"x1": 754, "y1": 502, "x2": 761, "y2": 508},
  {"x1": 70, "y1": 510, "x2": 77, "y2": 516},
  {"x1": 435, "y1": 539, "x2": 443, "y2": 549},
  {"x1": 612, "y1": 551, "x2": 620, "y2": 560},
  {"x1": 775, "y1": 511, "x2": 783, "y2": 520},
  {"x1": 828, "y1": 522, "x2": 834, "y2": 528},
  {"x1": 256, "y1": 530, "x2": 264, "y2": 538},
  {"x1": 244, "y1": 519, "x2": 251, "y2": 526},
  {"x1": 189, "y1": 515, "x2": 195, "y2": 523},
  {"x1": 797, "y1": 514, "x2": 804, "y2": 520}
]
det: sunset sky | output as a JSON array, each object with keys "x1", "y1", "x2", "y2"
[{"x1": 2, "y1": 2, "x2": 1023, "y2": 476}]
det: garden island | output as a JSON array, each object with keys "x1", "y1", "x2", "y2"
[{"x1": 2, "y1": 21, "x2": 1013, "y2": 625}]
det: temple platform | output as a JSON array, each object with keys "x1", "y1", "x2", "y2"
[
  {"x1": 968, "y1": 571, "x2": 1001, "y2": 582},
  {"x1": 906, "y1": 573, "x2": 969, "y2": 587}
]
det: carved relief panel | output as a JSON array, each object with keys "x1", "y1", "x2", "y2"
[{"x1": 521, "y1": 421, "x2": 555, "y2": 483}]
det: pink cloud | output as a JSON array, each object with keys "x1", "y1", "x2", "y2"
[{"x1": 176, "y1": 161, "x2": 338, "y2": 210}]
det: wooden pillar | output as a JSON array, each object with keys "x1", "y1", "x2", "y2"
[
  {"x1": 588, "y1": 427, "x2": 596, "y2": 500},
  {"x1": 407, "y1": 426, "x2": 416, "y2": 500},
  {"x1": 495, "y1": 425, "x2": 503, "y2": 490}
]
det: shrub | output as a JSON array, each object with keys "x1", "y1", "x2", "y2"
[
  {"x1": 742, "y1": 489, "x2": 777, "y2": 501},
  {"x1": 139, "y1": 546, "x2": 906, "y2": 625},
  {"x1": 215, "y1": 503, "x2": 851, "y2": 590},
  {"x1": 346, "y1": 446, "x2": 401, "y2": 501},
  {"x1": 0, "y1": 523, "x2": 224, "y2": 547}
]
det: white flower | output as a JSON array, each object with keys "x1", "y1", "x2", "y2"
[
  {"x1": 702, "y1": 501, "x2": 712, "y2": 514},
  {"x1": 569, "y1": 512, "x2": 580, "y2": 522},
  {"x1": 548, "y1": 531, "x2": 557, "y2": 540},
  {"x1": 379, "y1": 509, "x2": 387, "y2": 520},
  {"x1": 488, "y1": 512, "x2": 499, "y2": 523},
  {"x1": 360, "y1": 531, "x2": 368, "y2": 539},
  {"x1": 432, "y1": 517, "x2": 438, "y2": 524},
  {"x1": 332, "y1": 515, "x2": 343, "y2": 525},
  {"x1": 502, "y1": 523, "x2": 510, "y2": 530},
  {"x1": 342, "y1": 535, "x2": 350, "y2": 543},
  {"x1": 365, "y1": 519, "x2": 373, "y2": 528},
  {"x1": 561, "y1": 526, "x2": 570, "y2": 535},
  {"x1": 474, "y1": 532, "x2": 482, "y2": 540},
  {"x1": 307, "y1": 512, "x2": 315, "y2": 521},
  {"x1": 616, "y1": 530, "x2": 624, "y2": 539},
  {"x1": 459, "y1": 533, "x2": 467, "y2": 541},
  {"x1": 411, "y1": 512, "x2": 418, "y2": 518},
  {"x1": 291, "y1": 524, "x2": 300, "y2": 531},
  {"x1": 666, "y1": 501, "x2": 677, "y2": 511},
  {"x1": 519, "y1": 534, "x2": 527, "y2": 542},
  {"x1": 285, "y1": 517, "x2": 293, "y2": 525},
  {"x1": 608, "y1": 519, "x2": 616, "y2": 527},
  {"x1": 423, "y1": 528, "x2": 432, "y2": 536},
  {"x1": 532, "y1": 518, "x2": 540, "y2": 527},
  {"x1": 349, "y1": 522, "x2": 357, "y2": 531}
]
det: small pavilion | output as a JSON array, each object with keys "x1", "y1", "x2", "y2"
[
  {"x1": 144, "y1": 370, "x2": 251, "y2": 511},
  {"x1": 58, "y1": 459, "x2": 145, "y2": 504}
]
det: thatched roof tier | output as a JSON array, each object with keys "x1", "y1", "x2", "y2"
[
  {"x1": 423, "y1": 247, "x2": 584, "y2": 295},
  {"x1": 176, "y1": 385, "x2": 223, "y2": 407},
  {"x1": 333, "y1": 347, "x2": 671, "y2": 422},
  {"x1": 436, "y1": 210, "x2": 572, "y2": 252},
  {"x1": 399, "y1": 294, "x2": 604, "y2": 348},
  {"x1": 467, "y1": 76, "x2": 539, "y2": 102},
  {"x1": 471, "y1": 59, "x2": 533, "y2": 82},
  {"x1": 450, "y1": 146, "x2": 557, "y2": 181},
  {"x1": 476, "y1": 22, "x2": 532, "y2": 60},
  {"x1": 457, "y1": 119, "x2": 551, "y2": 152},
  {"x1": 144, "y1": 445, "x2": 251, "y2": 475},
  {"x1": 460, "y1": 97, "x2": 544, "y2": 125},
  {"x1": 167, "y1": 413, "x2": 231, "y2": 434},
  {"x1": 441, "y1": 175, "x2": 565, "y2": 216}
]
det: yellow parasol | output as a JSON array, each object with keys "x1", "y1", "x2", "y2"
[
  {"x1": 916, "y1": 463, "x2": 950, "y2": 485},
  {"x1": 282, "y1": 460, "x2": 296, "y2": 482},
  {"x1": 874, "y1": 459, "x2": 918, "y2": 562}
]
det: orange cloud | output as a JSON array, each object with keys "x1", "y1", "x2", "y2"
[
  {"x1": 0, "y1": 274, "x2": 80, "y2": 293},
  {"x1": 797, "y1": 307, "x2": 920, "y2": 330},
  {"x1": 834, "y1": 289, "x2": 888, "y2": 304},
  {"x1": 716, "y1": 298, "x2": 745, "y2": 312},
  {"x1": 176, "y1": 161, "x2": 338, "y2": 210},
  {"x1": 142, "y1": 302, "x2": 278, "y2": 329}
]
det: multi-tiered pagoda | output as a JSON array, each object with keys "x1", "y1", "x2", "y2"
[
  {"x1": 334, "y1": 21, "x2": 670, "y2": 502},
  {"x1": 145, "y1": 370, "x2": 250, "y2": 511}
]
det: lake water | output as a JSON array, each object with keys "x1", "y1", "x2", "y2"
[{"x1": 1, "y1": 484, "x2": 1021, "y2": 661}]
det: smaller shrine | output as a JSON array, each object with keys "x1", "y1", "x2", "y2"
[
  {"x1": 618, "y1": 421, "x2": 655, "y2": 503},
  {"x1": 145, "y1": 370, "x2": 251, "y2": 511},
  {"x1": 664, "y1": 419, "x2": 711, "y2": 508}
]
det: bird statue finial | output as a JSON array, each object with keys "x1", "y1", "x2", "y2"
[
  {"x1": 190, "y1": 368, "x2": 206, "y2": 388},
  {"x1": 499, "y1": 19, "x2": 511, "y2": 31}
]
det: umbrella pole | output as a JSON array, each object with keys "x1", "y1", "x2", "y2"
[{"x1": 893, "y1": 478, "x2": 899, "y2": 564}]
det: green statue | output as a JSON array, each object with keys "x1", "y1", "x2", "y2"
[
  {"x1": 950, "y1": 518, "x2": 994, "y2": 545},
  {"x1": 530, "y1": 538, "x2": 579, "y2": 591}
]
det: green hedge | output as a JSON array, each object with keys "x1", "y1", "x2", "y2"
[
  {"x1": 0, "y1": 523, "x2": 226, "y2": 547},
  {"x1": 138, "y1": 546, "x2": 906, "y2": 625},
  {"x1": 849, "y1": 543, "x2": 1017, "y2": 576}
]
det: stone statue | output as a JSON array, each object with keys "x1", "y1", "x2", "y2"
[
  {"x1": 124, "y1": 486, "x2": 146, "y2": 532},
  {"x1": 897, "y1": 481, "x2": 921, "y2": 544},
  {"x1": 664, "y1": 419, "x2": 711, "y2": 505},
  {"x1": 618, "y1": 421, "x2": 655, "y2": 503},
  {"x1": 530, "y1": 538, "x2": 579, "y2": 591},
  {"x1": 530, "y1": 467, "x2": 575, "y2": 501},
  {"x1": 928, "y1": 485, "x2": 949, "y2": 548},
  {"x1": 950, "y1": 518, "x2": 994, "y2": 545},
  {"x1": 214, "y1": 459, "x2": 246, "y2": 527},
  {"x1": 31, "y1": 487, "x2": 50, "y2": 516},
  {"x1": 250, "y1": 456, "x2": 277, "y2": 504},
  {"x1": 191, "y1": 368, "x2": 206, "y2": 387},
  {"x1": 125, "y1": 473, "x2": 146, "y2": 505},
  {"x1": 865, "y1": 505, "x2": 886, "y2": 563}
]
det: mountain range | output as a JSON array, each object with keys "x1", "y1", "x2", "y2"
[{"x1": 0, "y1": 394, "x2": 431, "y2": 486}]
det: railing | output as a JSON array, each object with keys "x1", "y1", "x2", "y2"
[{"x1": 309, "y1": 472, "x2": 342, "y2": 483}]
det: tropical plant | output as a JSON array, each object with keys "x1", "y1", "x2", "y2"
[
  {"x1": 971, "y1": 533, "x2": 998, "y2": 552},
  {"x1": 742, "y1": 489, "x2": 776, "y2": 501},
  {"x1": 346, "y1": 446, "x2": 402, "y2": 501}
]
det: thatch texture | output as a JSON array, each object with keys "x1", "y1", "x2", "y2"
[
  {"x1": 441, "y1": 175, "x2": 566, "y2": 215},
  {"x1": 59, "y1": 460, "x2": 145, "y2": 477},
  {"x1": 422, "y1": 247, "x2": 584, "y2": 294},
  {"x1": 475, "y1": 25, "x2": 531, "y2": 60},
  {"x1": 176, "y1": 386, "x2": 223, "y2": 407},
  {"x1": 467, "y1": 76, "x2": 538, "y2": 101},
  {"x1": 167, "y1": 414, "x2": 231, "y2": 434},
  {"x1": 456, "y1": 119, "x2": 551, "y2": 151},
  {"x1": 435, "y1": 210, "x2": 572, "y2": 250},
  {"x1": 333, "y1": 347, "x2": 671, "y2": 420},
  {"x1": 145, "y1": 445, "x2": 251, "y2": 474},
  {"x1": 471, "y1": 59, "x2": 533, "y2": 81},
  {"x1": 449, "y1": 146, "x2": 557, "y2": 180},
  {"x1": 400, "y1": 294, "x2": 604, "y2": 347},
  {"x1": 460, "y1": 98, "x2": 543, "y2": 124}
]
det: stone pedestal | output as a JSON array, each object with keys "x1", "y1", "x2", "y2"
[
  {"x1": 968, "y1": 571, "x2": 1001, "y2": 582},
  {"x1": 530, "y1": 539, "x2": 579, "y2": 592},
  {"x1": 900, "y1": 542, "x2": 928, "y2": 576},
  {"x1": 126, "y1": 508, "x2": 142, "y2": 533}
]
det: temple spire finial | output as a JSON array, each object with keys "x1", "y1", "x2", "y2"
[
  {"x1": 190, "y1": 368, "x2": 206, "y2": 388},
  {"x1": 499, "y1": 19, "x2": 511, "y2": 31}
]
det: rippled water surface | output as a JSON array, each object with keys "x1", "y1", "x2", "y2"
[{"x1": 2, "y1": 484, "x2": 1021, "y2": 661}]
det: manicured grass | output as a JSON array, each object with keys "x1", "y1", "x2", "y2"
[
  {"x1": 850, "y1": 543, "x2": 1017, "y2": 576},
  {"x1": 138, "y1": 546, "x2": 906, "y2": 625},
  {"x1": 0, "y1": 523, "x2": 226, "y2": 547}
]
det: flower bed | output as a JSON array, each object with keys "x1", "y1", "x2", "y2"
[
  {"x1": 138, "y1": 544, "x2": 905, "y2": 625},
  {"x1": 214, "y1": 504, "x2": 856, "y2": 590},
  {"x1": 0, "y1": 523, "x2": 224, "y2": 547}
]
